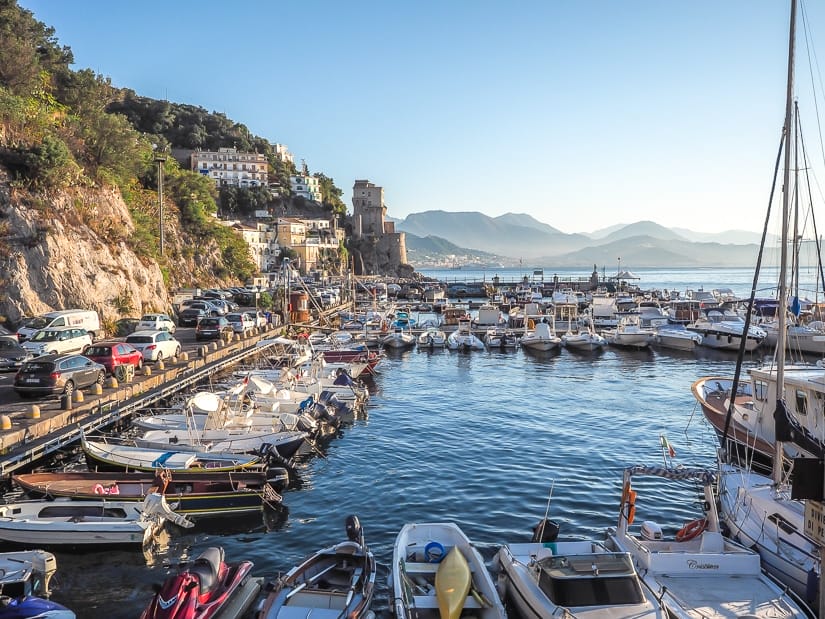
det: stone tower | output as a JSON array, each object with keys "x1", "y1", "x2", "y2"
[{"x1": 352, "y1": 180, "x2": 386, "y2": 237}]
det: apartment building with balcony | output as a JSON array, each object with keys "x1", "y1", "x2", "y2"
[
  {"x1": 192, "y1": 147, "x2": 269, "y2": 188},
  {"x1": 234, "y1": 222, "x2": 281, "y2": 272},
  {"x1": 290, "y1": 173, "x2": 323, "y2": 202}
]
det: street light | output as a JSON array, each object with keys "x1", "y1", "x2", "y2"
[
  {"x1": 154, "y1": 150, "x2": 168, "y2": 256},
  {"x1": 283, "y1": 258, "x2": 291, "y2": 327}
]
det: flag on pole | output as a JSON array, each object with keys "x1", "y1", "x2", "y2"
[{"x1": 660, "y1": 434, "x2": 676, "y2": 458}]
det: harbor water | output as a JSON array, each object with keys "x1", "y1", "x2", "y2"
[{"x1": 42, "y1": 268, "x2": 796, "y2": 617}]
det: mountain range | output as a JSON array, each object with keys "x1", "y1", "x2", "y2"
[{"x1": 396, "y1": 211, "x2": 771, "y2": 268}]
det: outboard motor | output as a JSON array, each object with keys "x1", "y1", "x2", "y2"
[
  {"x1": 531, "y1": 518, "x2": 560, "y2": 543},
  {"x1": 346, "y1": 515, "x2": 363, "y2": 543}
]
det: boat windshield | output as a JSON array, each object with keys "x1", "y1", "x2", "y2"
[{"x1": 537, "y1": 553, "x2": 645, "y2": 607}]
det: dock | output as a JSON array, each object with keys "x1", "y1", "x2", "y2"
[{"x1": 0, "y1": 326, "x2": 282, "y2": 477}]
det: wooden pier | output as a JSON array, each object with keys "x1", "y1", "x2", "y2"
[{"x1": 0, "y1": 327, "x2": 282, "y2": 477}]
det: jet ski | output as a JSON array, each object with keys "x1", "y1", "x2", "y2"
[{"x1": 139, "y1": 547, "x2": 262, "y2": 619}]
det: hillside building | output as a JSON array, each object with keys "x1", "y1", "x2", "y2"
[
  {"x1": 233, "y1": 222, "x2": 280, "y2": 272},
  {"x1": 191, "y1": 147, "x2": 268, "y2": 188},
  {"x1": 290, "y1": 173, "x2": 322, "y2": 202}
]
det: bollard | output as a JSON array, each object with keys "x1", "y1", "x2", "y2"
[
  {"x1": 0, "y1": 415, "x2": 10, "y2": 430},
  {"x1": 180, "y1": 351, "x2": 189, "y2": 362},
  {"x1": 211, "y1": 342, "x2": 218, "y2": 351},
  {"x1": 29, "y1": 405, "x2": 40, "y2": 419},
  {"x1": 60, "y1": 394, "x2": 72, "y2": 410},
  {"x1": 108, "y1": 376, "x2": 119, "y2": 389},
  {"x1": 198, "y1": 346, "x2": 206, "y2": 358},
  {"x1": 157, "y1": 360, "x2": 165, "y2": 370},
  {"x1": 72, "y1": 390, "x2": 84, "y2": 404},
  {"x1": 143, "y1": 366, "x2": 152, "y2": 376},
  {"x1": 92, "y1": 383, "x2": 102, "y2": 395}
]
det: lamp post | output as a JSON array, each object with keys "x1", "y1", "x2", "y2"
[
  {"x1": 154, "y1": 151, "x2": 168, "y2": 255},
  {"x1": 283, "y1": 257, "x2": 291, "y2": 327}
]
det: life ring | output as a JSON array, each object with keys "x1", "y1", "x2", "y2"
[
  {"x1": 424, "y1": 541, "x2": 445, "y2": 563},
  {"x1": 676, "y1": 518, "x2": 707, "y2": 542},
  {"x1": 93, "y1": 484, "x2": 106, "y2": 495}
]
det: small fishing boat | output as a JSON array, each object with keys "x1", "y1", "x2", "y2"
[
  {"x1": 390, "y1": 522, "x2": 506, "y2": 619},
  {"x1": 259, "y1": 515, "x2": 375, "y2": 619},
  {"x1": 496, "y1": 491, "x2": 665, "y2": 619},
  {"x1": 0, "y1": 493, "x2": 193, "y2": 548},
  {"x1": 483, "y1": 327, "x2": 519, "y2": 350},
  {"x1": 13, "y1": 469, "x2": 285, "y2": 518},
  {"x1": 417, "y1": 327, "x2": 447, "y2": 349},
  {"x1": 519, "y1": 321, "x2": 561, "y2": 352},
  {"x1": 81, "y1": 434, "x2": 266, "y2": 474},
  {"x1": 139, "y1": 546, "x2": 263, "y2": 619},
  {"x1": 0, "y1": 550, "x2": 75, "y2": 618},
  {"x1": 446, "y1": 319, "x2": 485, "y2": 351},
  {"x1": 382, "y1": 327, "x2": 416, "y2": 350}
]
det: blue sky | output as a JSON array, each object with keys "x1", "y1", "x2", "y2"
[{"x1": 18, "y1": 0, "x2": 824, "y2": 234}]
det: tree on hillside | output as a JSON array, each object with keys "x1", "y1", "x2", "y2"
[{"x1": 315, "y1": 173, "x2": 347, "y2": 215}]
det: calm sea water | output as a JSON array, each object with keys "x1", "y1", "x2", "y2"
[{"x1": 51, "y1": 268, "x2": 788, "y2": 617}]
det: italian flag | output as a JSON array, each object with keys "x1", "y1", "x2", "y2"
[{"x1": 660, "y1": 435, "x2": 676, "y2": 458}]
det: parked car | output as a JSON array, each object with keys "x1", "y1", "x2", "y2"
[
  {"x1": 225, "y1": 312, "x2": 255, "y2": 335},
  {"x1": 13, "y1": 353, "x2": 105, "y2": 398},
  {"x1": 114, "y1": 317, "x2": 140, "y2": 336},
  {"x1": 195, "y1": 317, "x2": 233, "y2": 341},
  {"x1": 178, "y1": 303, "x2": 211, "y2": 327},
  {"x1": 83, "y1": 341, "x2": 144, "y2": 374},
  {"x1": 21, "y1": 327, "x2": 92, "y2": 357},
  {"x1": 124, "y1": 330, "x2": 181, "y2": 363},
  {"x1": 205, "y1": 299, "x2": 231, "y2": 315},
  {"x1": 0, "y1": 336, "x2": 31, "y2": 372},
  {"x1": 136, "y1": 313, "x2": 176, "y2": 333},
  {"x1": 16, "y1": 309, "x2": 101, "y2": 342}
]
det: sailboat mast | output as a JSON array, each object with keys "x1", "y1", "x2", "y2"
[{"x1": 773, "y1": 0, "x2": 796, "y2": 486}]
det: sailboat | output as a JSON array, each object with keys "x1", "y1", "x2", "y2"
[{"x1": 693, "y1": 1, "x2": 822, "y2": 610}]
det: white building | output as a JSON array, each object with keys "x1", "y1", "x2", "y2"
[
  {"x1": 271, "y1": 143, "x2": 294, "y2": 165},
  {"x1": 290, "y1": 174, "x2": 323, "y2": 202},
  {"x1": 234, "y1": 222, "x2": 280, "y2": 272},
  {"x1": 192, "y1": 147, "x2": 269, "y2": 188}
]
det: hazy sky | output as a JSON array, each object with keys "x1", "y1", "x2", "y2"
[{"x1": 19, "y1": 0, "x2": 825, "y2": 234}]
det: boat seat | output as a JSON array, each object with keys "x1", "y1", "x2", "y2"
[
  {"x1": 190, "y1": 547, "x2": 223, "y2": 595},
  {"x1": 698, "y1": 531, "x2": 725, "y2": 553},
  {"x1": 412, "y1": 595, "x2": 481, "y2": 609}
]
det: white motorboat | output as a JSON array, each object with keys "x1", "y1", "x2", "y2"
[
  {"x1": 417, "y1": 327, "x2": 447, "y2": 349},
  {"x1": 382, "y1": 327, "x2": 416, "y2": 350},
  {"x1": 390, "y1": 522, "x2": 506, "y2": 619},
  {"x1": 519, "y1": 321, "x2": 561, "y2": 352},
  {"x1": 259, "y1": 515, "x2": 375, "y2": 619},
  {"x1": 497, "y1": 540, "x2": 665, "y2": 619},
  {"x1": 603, "y1": 314, "x2": 654, "y2": 349},
  {"x1": 653, "y1": 324, "x2": 702, "y2": 351},
  {"x1": 0, "y1": 493, "x2": 193, "y2": 548},
  {"x1": 605, "y1": 465, "x2": 812, "y2": 619},
  {"x1": 687, "y1": 309, "x2": 766, "y2": 351},
  {"x1": 483, "y1": 326, "x2": 519, "y2": 350},
  {"x1": 135, "y1": 426, "x2": 308, "y2": 458},
  {"x1": 446, "y1": 319, "x2": 485, "y2": 351},
  {"x1": 561, "y1": 328, "x2": 606, "y2": 351}
]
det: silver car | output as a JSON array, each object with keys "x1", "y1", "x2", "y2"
[{"x1": 124, "y1": 330, "x2": 181, "y2": 362}]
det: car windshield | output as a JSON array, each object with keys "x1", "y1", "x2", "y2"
[
  {"x1": 200, "y1": 319, "x2": 219, "y2": 326},
  {"x1": 140, "y1": 315, "x2": 158, "y2": 321},
  {"x1": 31, "y1": 330, "x2": 59, "y2": 342},
  {"x1": 126, "y1": 336, "x2": 153, "y2": 344},
  {"x1": 24, "y1": 317, "x2": 49, "y2": 329}
]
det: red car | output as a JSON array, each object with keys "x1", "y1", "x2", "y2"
[{"x1": 83, "y1": 341, "x2": 144, "y2": 374}]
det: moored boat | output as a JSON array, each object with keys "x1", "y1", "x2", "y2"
[
  {"x1": 0, "y1": 550, "x2": 75, "y2": 618},
  {"x1": 259, "y1": 515, "x2": 375, "y2": 619},
  {"x1": 390, "y1": 521, "x2": 506, "y2": 619}
]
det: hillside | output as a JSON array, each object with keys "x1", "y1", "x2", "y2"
[{"x1": 404, "y1": 233, "x2": 508, "y2": 267}]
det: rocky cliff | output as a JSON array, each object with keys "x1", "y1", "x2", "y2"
[{"x1": 0, "y1": 171, "x2": 232, "y2": 333}]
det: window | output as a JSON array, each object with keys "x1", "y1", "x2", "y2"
[
  {"x1": 796, "y1": 389, "x2": 808, "y2": 416},
  {"x1": 754, "y1": 381, "x2": 769, "y2": 401}
]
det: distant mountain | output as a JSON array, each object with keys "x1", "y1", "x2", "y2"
[
  {"x1": 600, "y1": 221, "x2": 687, "y2": 243},
  {"x1": 396, "y1": 210, "x2": 588, "y2": 259},
  {"x1": 394, "y1": 210, "x2": 767, "y2": 268},
  {"x1": 404, "y1": 233, "x2": 510, "y2": 268}
]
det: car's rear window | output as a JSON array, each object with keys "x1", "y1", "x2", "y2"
[
  {"x1": 22, "y1": 362, "x2": 54, "y2": 372},
  {"x1": 85, "y1": 346, "x2": 112, "y2": 356},
  {"x1": 200, "y1": 319, "x2": 219, "y2": 326},
  {"x1": 126, "y1": 336, "x2": 152, "y2": 344}
]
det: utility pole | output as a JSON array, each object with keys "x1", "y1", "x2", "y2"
[{"x1": 154, "y1": 151, "x2": 167, "y2": 255}]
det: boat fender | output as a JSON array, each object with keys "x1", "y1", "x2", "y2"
[
  {"x1": 93, "y1": 484, "x2": 106, "y2": 495},
  {"x1": 675, "y1": 518, "x2": 707, "y2": 542},
  {"x1": 424, "y1": 541, "x2": 445, "y2": 563},
  {"x1": 627, "y1": 490, "x2": 637, "y2": 525}
]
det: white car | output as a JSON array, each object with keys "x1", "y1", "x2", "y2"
[
  {"x1": 21, "y1": 327, "x2": 92, "y2": 357},
  {"x1": 253, "y1": 310, "x2": 268, "y2": 328},
  {"x1": 136, "y1": 313, "x2": 176, "y2": 333},
  {"x1": 124, "y1": 330, "x2": 181, "y2": 362},
  {"x1": 225, "y1": 312, "x2": 255, "y2": 334}
]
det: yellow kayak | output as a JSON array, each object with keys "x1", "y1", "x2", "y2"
[{"x1": 435, "y1": 546, "x2": 471, "y2": 619}]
